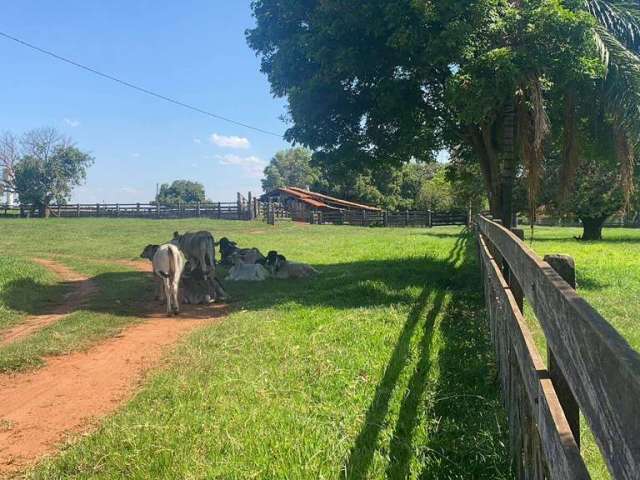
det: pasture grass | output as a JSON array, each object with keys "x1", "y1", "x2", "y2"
[
  {"x1": 0, "y1": 256, "x2": 62, "y2": 331},
  {"x1": 523, "y1": 225, "x2": 640, "y2": 480},
  {"x1": 0, "y1": 218, "x2": 512, "y2": 479}
]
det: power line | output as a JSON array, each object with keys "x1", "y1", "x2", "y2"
[{"x1": 0, "y1": 30, "x2": 284, "y2": 138}]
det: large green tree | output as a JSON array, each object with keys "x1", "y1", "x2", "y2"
[
  {"x1": 261, "y1": 147, "x2": 319, "y2": 192},
  {"x1": 248, "y1": 0, "x2": 639, "y2": 229},
  {"x1": 13, "y1": 128, "x2": 93, "y2": 217},
  {"x1": 155, "y1": 180, "x2": 206, "y2": 204}
]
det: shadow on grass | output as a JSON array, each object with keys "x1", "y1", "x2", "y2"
[
  {"x1": 1, "y1": 230, "x2": 512, "y2": 477},
  {"x1": 528, "y1": 234, "x2": 640, "y2": 244},
  {"x1": 342, "y1": 235, "x2": 513, "y2": 480}
]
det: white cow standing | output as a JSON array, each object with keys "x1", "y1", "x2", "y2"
[{"x1": 140, "y1": 243, "x2": 186, "y2": 316}]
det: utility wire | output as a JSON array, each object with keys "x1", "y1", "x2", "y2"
[{"x1": 0, "y1": 30, "x2": 284, "y2": 138}]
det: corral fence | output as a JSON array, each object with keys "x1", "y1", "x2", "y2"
[
  {"x1": 476, "y1": 214, "x2": 640, "y2": 479},
  {"x1": 0, "y1": 193, "x2": 262, "y2": 220},
  {"x1": 1, "y1": 195, "x2": 471, "y2": 229},
  {"x1": 307, "y1": 209, "x2": 468, "y2": 228}
]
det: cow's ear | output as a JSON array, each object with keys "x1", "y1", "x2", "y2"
[{"x1": 173, "y1": 231, "x2": 179, "y2": 239}]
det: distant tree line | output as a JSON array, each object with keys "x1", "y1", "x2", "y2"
[{"x1": 262, "y1": 147, "x2": 486, "y2": 213}]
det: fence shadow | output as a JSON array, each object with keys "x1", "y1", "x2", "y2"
[{"x1": 340, "y1": 234, "x2": 512, "y2": 479}]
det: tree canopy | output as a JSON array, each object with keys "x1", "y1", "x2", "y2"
[
  {"x1": 155, "y1": 180, "x2": 206, "y2": 204},
  {"x1": 262, "y1": 147, "x2": 319, "y2": 192},
  {"x1": 10, "y1": 128, "x2": 93, "y2": 217},
  {"x1": 248, "y1": 0, "x2": 640, "y2": 230}
]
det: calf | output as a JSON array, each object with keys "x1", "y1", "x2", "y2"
[
  {"x1": 141, "y1": 243, "x2": 185, "y2": 316},
  {"x1": 225, "y1": 254, "x2": 270, "y2": 282},
  {"x1": 217, "y1": 237, "x2": 265, "y2": 265},
  {"x1": 263, "y1": 250, "x2": 318, "y2": 279}
]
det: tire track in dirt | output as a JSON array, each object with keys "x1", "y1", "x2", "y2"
[
  {"x1": 0, "y1": 258, "x2": 227, "y2": 476},
  {"x1": 0, "y1": 259, "x2": 99, "y2": 346}
]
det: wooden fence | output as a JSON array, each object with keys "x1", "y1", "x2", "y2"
[
  {"x1": 477, "y1": 214, "x2": 640, "y2": 479},
  {"x1": 1, "y1": 199, "x2": 470, "y2": 229},
  {"x1": 307, "y1": 209, "x2": 468, "y2": 228},
  {"x1": 0, "y1": 201, "x2": 258, "y2": 220}
]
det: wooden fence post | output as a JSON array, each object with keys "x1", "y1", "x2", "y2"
[
  {"x1": 543, "y1": 254, "x2": 581, "y2": 448},
  {"x1": 383, "y1": 211, "x2": 388, "y2": 227},
  {"x1": 362, "y1": 209, "x2": 367, "y2": 227},
  {"x1": 76, "y1": 203, "x2": 80, "y2": 217},
  {"x1": 247, "y1": 192, "x2": 253, "y2": 220},
  {"x1": 237, "y1": 192, "x2": 242, "y2": 220},
  {"x1": 57, "y1": 204, "x2": 61, "y2": 217},
  {"x1": 196, "y1": 202, "x2": 201, "y2": 217},
  {"x1": 136, "y1": 203, "x2": 140, "y2": 216},
  {"x1": 156, "y1": 203, "x2": 160, "y2": 218},
  {"x1": 405, "y1": 210, "x2": 409, "y2": 227},
  {"x1": 427, "y1": 210, "x2": 432, "y2": 228},
  {"x1": 116, "y1": 204, "x2": 120, "y2": 217},
  {"x1": 96, "y1": 203, "x2": 100, "y2": 217},
  {"x1": 508, "y1": 228, "x2": 525, "y2": 312}
]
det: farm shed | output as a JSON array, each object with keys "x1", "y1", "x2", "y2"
[{"x1": 260, "y1": 186, "x2": 381, "y2": 221}]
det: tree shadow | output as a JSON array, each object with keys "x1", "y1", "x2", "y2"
[{"x1": 0, "y1": 271, "x2": 226, "y2": 321}]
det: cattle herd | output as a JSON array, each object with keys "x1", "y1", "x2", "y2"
[{"x1": 140, "y1": 231, "x2": 318, "y2": 316}]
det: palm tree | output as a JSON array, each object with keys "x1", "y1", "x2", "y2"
[{"x1": 578, "y1": 1, "x2": 640, "y2": 202}]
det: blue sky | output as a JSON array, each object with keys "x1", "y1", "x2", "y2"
[{"x1": 0, "y1": 1, "x2": 291, "y2": 203}]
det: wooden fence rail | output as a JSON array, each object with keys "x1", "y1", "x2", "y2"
[
  {"x1": 0, "y1": 202, "x2": 256, "y2": 220},
  {"x1": 477, "y1": 214, "x2": 640, "y2": 479}
]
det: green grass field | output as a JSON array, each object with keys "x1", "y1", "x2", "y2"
[
  {"x1": 522, "y1": 226, "x2": 640, "y2": 480},
  {"x1": 0, "y1": 218, "x2": 512, "y2": 479}
]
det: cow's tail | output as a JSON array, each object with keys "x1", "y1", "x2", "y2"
[{"x1": 168, "y1": 246, "x2": 176, "y2": 280}]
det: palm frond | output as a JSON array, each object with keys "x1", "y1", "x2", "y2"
[
  {"x1": 586, "y1": 0, "x2": 640, "y2": 51},
  {"x1": 594, "y1": 26, "x2": 640, "y2": 143},
  {"x1": 517, "y1": 76, "x2": 548, "y2": 223}
]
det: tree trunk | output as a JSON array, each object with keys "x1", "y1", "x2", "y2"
[
  {"x1": 500, "y1": 99, "x2": 517, "y2": 228},
  {"x1": 579, "y1": 216, "x2": 607, "y2": 240}
]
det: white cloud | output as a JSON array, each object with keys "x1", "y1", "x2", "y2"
[
  {"x1": 210, "y1": 133, "x2": 250, "y2": 149},
  {"x1": 217, "y1": 154, "x2": 266, "y2": 177},
  {"x1": 64, "y1": 118, "x2": 80, "y2": 128},
  {"x1": 193, "y1": 137, "x2": 202, "y2": 144}
]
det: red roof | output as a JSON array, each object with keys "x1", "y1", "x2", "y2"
[
  {"x1": 287, "y1": 187, "x2": 382, "y2": 211},
  {"x1": 275, "y1": 187, "x2": 335, "y2": 209}
]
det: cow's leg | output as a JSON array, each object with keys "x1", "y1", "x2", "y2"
[
  {"x1": 162, "y1": 277, "x2": 172, "y2": 315},
  {"x1": 171, "y1": 278, "x2": 180, "y2": 314},
  {"x1": 155, "y1": 277, "x2": 164, "y2": 302}
]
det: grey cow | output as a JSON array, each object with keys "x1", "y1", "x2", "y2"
[{"x1": 171, "y1": 231, "x2": 216, "y2": 276}]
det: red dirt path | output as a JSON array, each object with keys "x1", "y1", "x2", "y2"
[{"x1": 0, "y1": 258, "x2": 226, "y2": 476}]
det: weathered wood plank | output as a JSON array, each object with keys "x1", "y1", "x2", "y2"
[
  {"x1": 479, "y1": 235, "x2": 589, "y2": 479},
  {"x1": 478, "y1": 215, "x2": 640, "y2": 479}
]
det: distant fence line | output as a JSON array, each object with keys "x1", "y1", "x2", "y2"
[
  {"x1": 1, "y1": 199, "x2": 471, "y2": 228},
  {"x1": 476, "y1": 215, "x2": 640, "y2": 479},
  {"x1": 305, "y1": 209, "x2": 468, "y2": 228},
  {"x1": 0, "y1": 201, "x2": 256, "y2": 220}
]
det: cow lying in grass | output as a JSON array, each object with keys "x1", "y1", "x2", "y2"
[
  {"x1": 182, "y1": 262, "x2": 229, "y2": 303},
  {"x1": 225, "y1": 253, "x2": 270, "y2": 281},
  {"x1": 217, "y1": 237, "x2": 265, "y2": 266},
  {"x1": 140, "y1": 244, "x2": 185, "y2": 316},
  {"x1": 262, "y1": 250, "x2": 318, "y2": 279}
]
